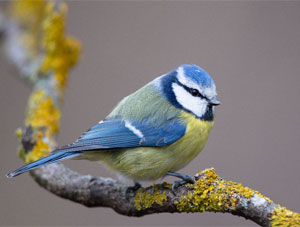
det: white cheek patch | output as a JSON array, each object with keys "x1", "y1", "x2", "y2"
[{"x1": 172, "y1": 83, "x2": 207, "y2": 118}]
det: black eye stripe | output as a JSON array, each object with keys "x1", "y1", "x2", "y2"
[
  {"x1": 176, "y1": 80, "x2": 208, "y2": 100},
  {"x1": 188, "y1": 88, "x2": 204, "y2": 98}
]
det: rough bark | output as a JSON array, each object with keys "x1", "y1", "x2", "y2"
[{"x1": 30, "y1": 163, "x2": 277, "y2": 227}]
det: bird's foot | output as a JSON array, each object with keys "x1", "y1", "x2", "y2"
[
  {"x1": 125, "y1": 182, "x2": 142, "y2": 197},
  {"x1": 167, "y1": 172, "x2": 195, "y2": 192}
]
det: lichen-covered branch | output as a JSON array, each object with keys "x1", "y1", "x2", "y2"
[
  {"x1": 3, "y1": 0, "x2": 80, "y2": 165},
  {"x1": 2, "y1": 1, "x2": 300, "y2": 227},
  {"x1": 24, "y1": 160, "x2": 300, "y2": 227}
]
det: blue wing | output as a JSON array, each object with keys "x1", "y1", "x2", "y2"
[
  {"x1": 7, "y1": 117, "x2": 186, "y2": 178},
  {"x1": 54, "y1": 118, "x2": 186, "y2": 153}
]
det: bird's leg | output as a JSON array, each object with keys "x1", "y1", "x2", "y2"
[
  {"x1": 125, "y1": 181, "x2": 142, "y2": 195},
  {"x1": 167, "y1": 172, "x2": 195, "y2": 192},
  {"x1": 167, "y1": 172, "x2": 195, "y2": 182}
]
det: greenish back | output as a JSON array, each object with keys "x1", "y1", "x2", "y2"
[{"x1": 107, "y1": 82, "x2": 182, "y2": 126}]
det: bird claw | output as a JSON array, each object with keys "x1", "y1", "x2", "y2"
[
  {"x1": 125, "y1": 182, "x2": 142, "y2": 197},
  {"x1": 167, "y1": 172, "x2": 195, "y2": 193},
  {"x1": 171, "y1": 178, "x2": 195, "y2": 192},
  {"x1": 172, "y1": 180, "x2": 185, "y2": 192}
]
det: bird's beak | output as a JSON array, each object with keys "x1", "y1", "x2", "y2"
[{"x1": 209, "y1": 97, "x2": 221, "y2": 106}]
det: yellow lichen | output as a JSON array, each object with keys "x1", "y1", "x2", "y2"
[
  {"x1": 24, "y1": 89, "x2": 58, "y2": 161},
  {"x1": 176, "y1": 168, "x2": 272, "y2": 213},
  {"x1": 26, "y1": 89, "x2": 60, "y2": 138},
  {"x1": 11, "y1": 0, "x2": 81, "y2": 164},
  {"x1": 25, "y1": 132, "x2": 51, "y2": 163},
  {"x1": 270, "y1": 205, "x2": 300, "y2": 226},
  {"x1": 40, "y1": 2, "x2": 81, "y2": 90},
  {"x1": 134, "y1": 185, "x2": 167, "y2": 211},
  {"x1": 15, "y1": 128, "x2": 23, "y2": 141},
  {"x1": 10, "y1": 0, "x2": 47, "y2": 58}
]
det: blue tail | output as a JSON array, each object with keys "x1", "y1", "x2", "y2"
[{"x1": 6, "y1": 152, "x2": 80, "y2": 178}]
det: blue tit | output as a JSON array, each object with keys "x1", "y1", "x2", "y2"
[{"x1": 7, "y1": 64, "x2": 220, "y2": 188}]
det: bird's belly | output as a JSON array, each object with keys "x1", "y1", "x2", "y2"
[{"x1": 84, "y1": 114, "x2": 214, "y2": 181}]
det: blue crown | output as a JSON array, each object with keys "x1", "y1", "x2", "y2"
[{"x1": 180, "y1": 64, "x2": 215, "y2": 88}]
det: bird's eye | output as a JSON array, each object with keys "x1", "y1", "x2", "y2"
[{"x1": 189, "y1": 88, "x2": 202, "y2": 97}]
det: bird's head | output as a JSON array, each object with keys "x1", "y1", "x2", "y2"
[{"x1": 159, "y1": 64, "x2": 220, "y2": 121}]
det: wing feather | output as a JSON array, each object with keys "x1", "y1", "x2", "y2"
[{"x1": 53, "y1": 118, "x2": 186, "y2": 153}]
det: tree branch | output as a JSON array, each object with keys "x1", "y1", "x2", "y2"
[
  {"x1": 30, "y1": 164, "x2": 276, "y2": 225},
  {"x1": 2, "y1": 1, "x2": 300, "y2": 226}
]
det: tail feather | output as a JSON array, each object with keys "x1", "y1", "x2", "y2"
[{"x1": 6, "y1": 152, "x2": 80, "y2": 178}]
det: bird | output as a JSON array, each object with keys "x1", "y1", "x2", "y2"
[{"x1": 7, "y1": 64, "x2": 220, "y2": 190}]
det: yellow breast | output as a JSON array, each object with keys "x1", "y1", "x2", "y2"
[
  {"x1": 84, "y1": 112, "x2": 214, "y2": 181},
  {"x1": 167, "y1": 111, "x2": 214, "y2": 171}
]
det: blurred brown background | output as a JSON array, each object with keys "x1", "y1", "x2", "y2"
[{"x1": 1, "y1": 1, "x2": 300, "y2": 226}]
